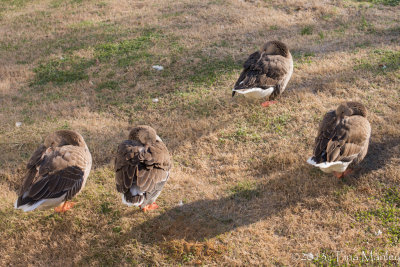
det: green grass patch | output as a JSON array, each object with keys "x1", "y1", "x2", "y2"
[
  {"x1": 388, "y1": 225, "x2": 400, "y2": 245},
  {"x1": 95, "y1": 80, "x2": 120, "y2": 92},
  {"x1": 300, "y1": 25, "x2": 313, "y2": 35},
  {"x1": 333, "y1": 185, "x2": 354, "y2": 198},
  {"x1": 354, "y1": 49, "x2": 400, "y2": 75},
  {"x1": 49, "y1": 0, "x2": 86, "y2": 7},
  {"x1": 95, "y1": 1, "x2": 107, "y2": 8},
  {"x1": 49, "y1": 0, "x2": 63, "y2": 8},
  {"x1": 94, "y1": 80, "x2": 121, "y2": 106},
  {"x1": 68, "y1": 20, "x2": 96, "y2": 29},
  {"x1": 40, "y1": 24, "x2": 122, "y2": 55},
  {"x1": 189, "y1": 56, "x2": 241, "y2": 86},
  {"x1": 161, "y1": 11, "x2": 184, "y2": 19},
  {"x1": 269, "y1": 25, "x2": 279, "y2": 30},
  {"x1": 0, "y1": 41, "x2": 18, "y2": 51},
  {"x1": 100, "y1": 202, "x2": 112, "y2": 214},
  {"x1": 0, "y1": 0, "x2": 31, "y2": 8},
  {"x1": 358, "y1": 16, "x2": 375, "y2": 33},
  {"x1": 267, "y1": 114, "x2": 292, "y2": 133},
  {"x1": 334, "y1": 23, "x2": 349, "y2": 34},
  {"x1": 245, "y1": 110, "x2": 292, "y2": 134},
  {"x1": 211, "y1": 40, "x2": 229, "y2": 48},
  {"x1": 219, "y1": 125, "x2": 262, "y2": 143},
  {"x1": 355, "y1": 187, "x2": 400, "y2": 245},
  {"x1": 94, "y1": 29, "x2": 161, "y2": 67},
  {"x1": 229, "y1": 181, "x2": 260, "y2": 200},
  {"x1": 32, "y1": 56, "x2": 95, "y2": 86},
  {"x1": 112, "y1": 226, "x2": 122, "y2": 233},
  {"x1": 292, "y1": 52, "x2": 315, "y2": 67},
  {"x1": 384, "y1": 188, "x2": 400, "y2": 206},
  {"x1": 353, "y1": 0, "x2": 400, "y2": 6},
  {"x1": 355, "y1": 206, "x2": 398, "y2": 225},
  {"x1": 94, "y1": 80, "x2": 125, "y2": 108},
  {"x1": 0, "y1": 0, "x2": 32, "y2": 16},
  {"x1": 179, "y1": 94, "x2": 215, "y2": 118}
]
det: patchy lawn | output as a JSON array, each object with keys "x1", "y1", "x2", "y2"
[{"x1": 0, "y1": 0, "x2": 399, "y2": 265}]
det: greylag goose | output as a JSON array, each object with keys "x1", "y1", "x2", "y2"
[
  {"x1": 307, "y1": 102, "x2": 371, "y2": 178},
  {"x1": 15, "y1": 130, "x2": 92, "y2": 212},
  {"x1": 115, "y1": 126, "x2": 171, "y2": 212},
  {"x1": 232, "y1": 40, "x2": 293, "y2": 107}
]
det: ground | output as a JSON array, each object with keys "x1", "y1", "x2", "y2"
[{"x1": 0, "y1": 0, "x2": 399, "y2": 266}]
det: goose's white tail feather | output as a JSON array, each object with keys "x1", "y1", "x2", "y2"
[
  {"x1": 121, "y1": 194, "x2": 135, "y2": 207},
  {"x1": 307, "y1": 157, "x2": 351, "y2": 173},
  {"x1": 130, "y1": 186, "x2": 144, "y2": 196},
  {"x1": 121, "y1": 186, "x2": 145, "y2": 207},
  {"x1": 14, "y1": 193, "x2": 66, "y2": 212},
  {"x1": 232, "y1": 87, "x2": 274, "y2": 99},
  {"x1": 15, "y1": 199, "x2": 46, "y2": 212}
]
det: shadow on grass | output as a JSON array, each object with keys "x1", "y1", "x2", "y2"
[
  {"x1": 129, "y1": 166, "x2": 335, "y2": 243},
  {"x1": 126, "y1": 137, "x2": 400, "y2": 244},
  {"x1": 355, "y1": 136, "x2": 400, "y2": 176}
]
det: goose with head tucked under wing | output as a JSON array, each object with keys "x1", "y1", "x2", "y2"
[
  {"x1": 307, "y1": 102, "x2": 371, "y2": 178},
  {"x1": 115, "y1": 126, "x2": 171, "y2": 212},
  {"x1": 232, "y1": 40, "x2": 293, "y2": 107},
  {"x1": 15, "y1": 130, "x2": 92, "y2": 212}
]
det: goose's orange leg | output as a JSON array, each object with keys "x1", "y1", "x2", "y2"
[
  {"x1": 261, "y1": 100, "x2": 278, "y2": 107},
  {"x1": 54, "y1": 201, "x2": 76, "y2": 213},
  {"x1": 141, "y1": 202, "x2": 159, "y2": 212},
  {"x1": 333, "y1": 172, "x2": 344, "y2": 179},
  {"x1": 342, "y1": 168, "x2": 353, "y2": 177},
  {"x1": 333, "y1": 169, "x2": 353, "y2": 179}
]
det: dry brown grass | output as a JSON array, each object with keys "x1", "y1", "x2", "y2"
[{"x1": 0, "y1": 0, "x2": 399, "y2": 265}]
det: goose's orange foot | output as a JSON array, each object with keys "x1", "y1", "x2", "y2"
[
  {"x1": 54, "y1": 201, "x2": 76, "y2": 213},
  {"x1": 141, "y1": 202, "x2": 159, "y2": 212},
  {"x1": 333, "y1": 171, "x2": 344, "y2": 179},
  {"x1": 261, "y1": 100, "x2": 277, "y2": 107}
]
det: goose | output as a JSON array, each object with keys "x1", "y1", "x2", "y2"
[
  {"x1": 14, "y1": 130, "x2": 92, "y2": 212},
  {"x1": 232, "y1": 40, "x2": 293, "y2": 107},
  {"x1": 114, "y1": 126, "x2": 171, "y2": 212},
  {"x1": 307, "y1": 102, "x2": 371, "y2": 178}
]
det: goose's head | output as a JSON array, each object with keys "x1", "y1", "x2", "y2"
[
  {"x1": 262, "y1": 40, "x2": 290, "y2": 57},
  {"x1": 129, "y1": 125, "x2": 158, "y2": 146},
  {"x1": 346, "y1": 101, "x2": 367, "y2": 117},
  {"x1": 336, "y1": 104, "x2": 353, "y2": 118},
  {"x1": 336, "y1": 102, "x2": 367, "y2": 118},
  {"x1": 44, "y1": 130, "x2": 86, "y2": 148}
]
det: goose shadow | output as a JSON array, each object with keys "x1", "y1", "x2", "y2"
[
  {"x1": 351, "y1": 136, "x2": 400, "y2": 179},
  {"x1": 129, "y1": 166, "x2": 337, "y2": 244},
  {"x1": 131, "y1": 137, "x2": 400, "y2": 244}
]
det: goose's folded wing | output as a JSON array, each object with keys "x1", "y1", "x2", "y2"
[
  {"x1": 258, "y1": 54, "x2": 290, "y2": 81},
  {"x1": 234, "y1": 54, "x2": 289, "y2": 90},
  {"x1": 234, "y1": 52, "x2": 260, "y2": 89},
  {"x1": 24, "y1": 165, "x2": 84, "y2": 202},
  {"x1": 115, "y1": 140, "x2": 171, "y2": 194},
  {"x1": 313, "y1": 110, "x2": 337, "y2": 162},
  {"x1": 22, "y1": 145, "x2": 89, "y2": 202},
  {"x1": 115, "y1": 140, "x2": 142, "y2": 193},
  {"x1": 243, "y1": 52, "x2": 261, "y2": 70},
  {"x1": 19, "y1": 144, "x2": 47, "y2": 196},
  {"x1": 326, "y1": 117, "x2": 370, "y2": 162}
]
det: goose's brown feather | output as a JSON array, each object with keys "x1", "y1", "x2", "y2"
[
  {"x1": 115, "y1": 130, "x2": 171, "y2": 199},
  {"x1": 233, "y1": 40, "x2": 293, "y2": 99},
  {"x1": 16, "y1": 130, "x2": 92, "y2": 209},
  {"x1": 312, "y1": 102, "x2": 371, "y2": 167}
]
